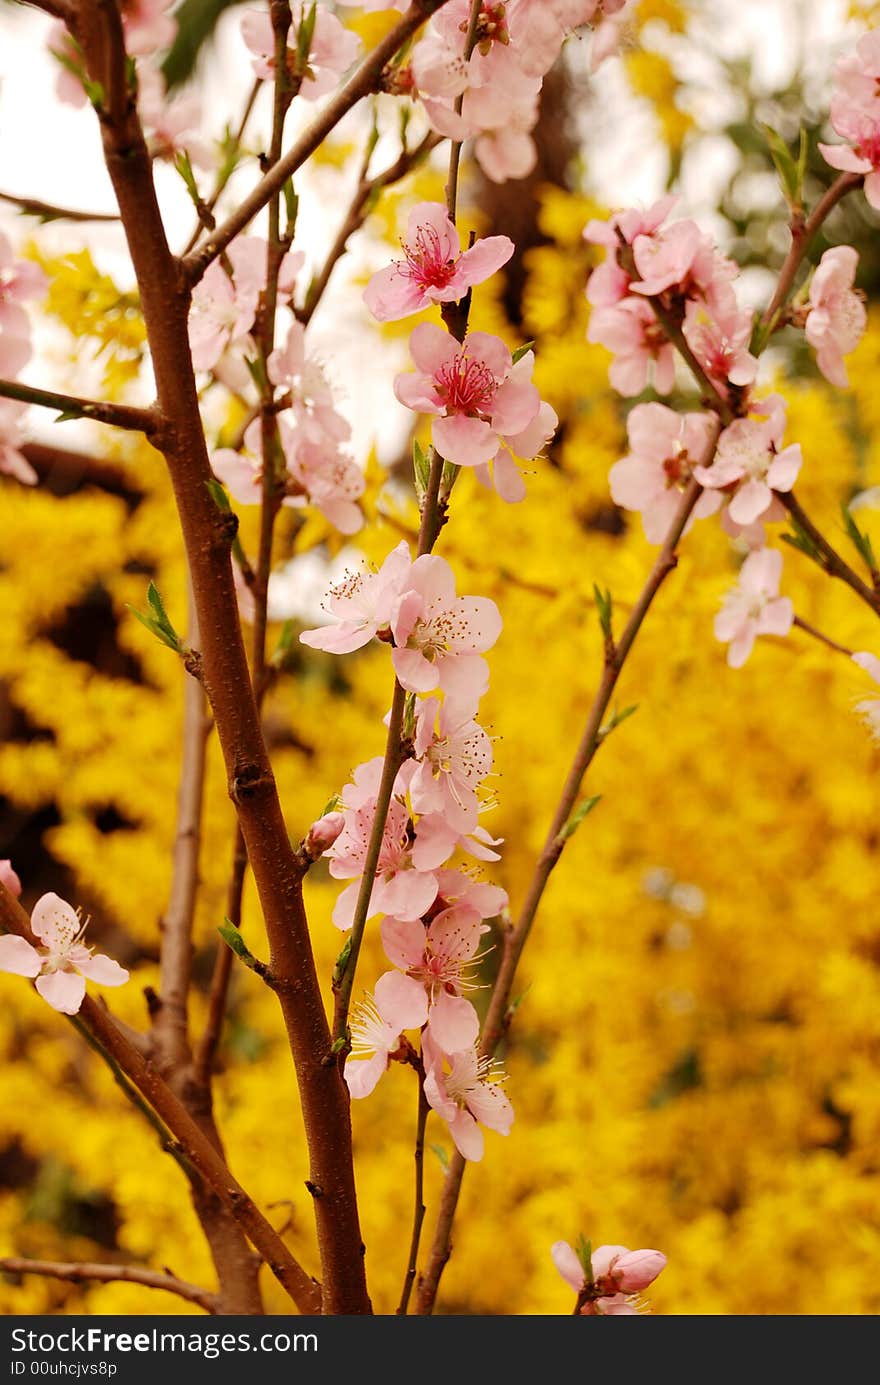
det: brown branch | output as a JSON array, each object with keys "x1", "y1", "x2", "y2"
[
  {"x1": 397, "y1": 1078, "x2": 429, "y2": 1315},
  {"x1": 0, "y1": 378, "x2": 158, "y2": 434},
  {"x1": 182, "y1": 0, "x2": 455, "y2": 286},
  {"x1": 0, "y1": 1257, "x2": 218, "y2": 1314},
  {"x1": 0, "y1": 884, "x2": 320, "y2": 1314},
  {"x1": 0, "y1": 189, "x2": 119, "y2": 223},
  {"x1": 760, "y1": 172, "x2": 863, "y2": 330},
  {"x1": 182, "y1": 78, "x2": 261, "y2": 258},
  {"x1": 792, "y1": 614, "x2": 854, "y2": 657},
  {"x1": 415, "y1": 432, "x2": 722, "y2": 1316},
  {"x1": 71, "y1": 0, "x2": 370, "y2": 1313},
  {"x1": 780, "y1": 491, "x2": 880, "y2": 614}
]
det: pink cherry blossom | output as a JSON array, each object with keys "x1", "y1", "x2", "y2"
[
  {"x1": 395, "y1": 323, "x2": 541, "y2": 468},
  {"x1": 609, "y1": 403, "x2": 720, "y2": 543},
  {"x1": 344, "y1": 993, "x2": 406, "y2": 1099},
  {"x1": 47, "y1": 23, "x2": 89, "y2": 108},
  {"x1": 299, "y1": 540, "x2": 413, "y2": 654},
  {"x1": 820, "y1": 31, "x2": 880, "y2": 207},
  {"x1": 188, "y1": 238, "x2": 266, "y2": 372},
  {"x1": 551, "y1": 1239, "x2": 666, "y2": 1315},
  {"x1": 379, "y1": 904, "x2": 488, "y2": 1051},
  {"x1": 694, "y1": 395, "x2": 802, "y2": 528},
  {"x1": 241, "y1": 5, "x2": 360, "y2": 99},
  {"x1": 682, "y1": 295, "x2": 757, "y2": 390},
  {"x1": 475, "y1": 398, "x2": 559, "y2": 503},
  {"x1": 830, "y1": 30, "x2": 880, "y2": 116},
  {"x1": 852, "y1": 651, "x2": 880, "y2": 740},
  {"x1": 364, "y1": 202, "x2": 513, "y2": 322},
  {"x1": 433, "y1": 868, "x2": 508, "y2": 923},
  {"x1": 0, "y1": 400, "x2": 38, "y2": 486},
  {"x1": 121, "y1": 0, "x2": 177, "y2": 57},
  {"x1": 587, "y1": 297, "x2": 676, "y2": 396},
  {"x1": 507, "y1": 0, "x2": 602, "y2": 78},
  {"x1": 0, "y1": 233, "x2": 46, "y2": 378},
  {"x1": 0, "y1": 861, "x2": 21, "y2": 898},
  {"x1": 422, "y1": 1031, "x2": 513, "y2": 1161},
  {"x1": 411, "y1": 696, "x2": 493, "y2": 833},
  {"x1": 137, "y1": 65, "x2": 212, "y2": 168},
  {"x1": 805, "y1": 246, "x2": 866, "y2": 388},
  {"x1": 389, "y1": 552, "x2": 502, "y2": 701},
  {"x1": 584, "y1": 196, "x2": 676, "y2": 307},
  {"x1": 324, "y1": 760, "x2": 442, "y2": 930},
  {"x1": 714, "y1": 547, "x2": 793, "y2": 669},
  {"x1": 0, "y1": 892, "x2": 128, "y2": 1015},
  {"x1": 267, "y1": 323, "x2": 353, "y2": 452}
]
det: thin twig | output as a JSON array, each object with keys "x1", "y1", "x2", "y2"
[
  {"x1": 397, "y1": 1078, "x2": 429, "y2": 1315},
  {"x1": 0, "y1": 189, "x2": 120, "y2": 223},
  {"x1": 761, "y1": 172, "x2": 863, "y2": 330},
  {"x1": 792, "y1": 614, "x2": 854, "y2": 657},
  {"x1": 781, "y1": 491, "x2": 880, "y2": 615},
  {"x1": 0, "y1": 378, "x2": 158, "y2": 434},
  {"x1": 182, "y1": 78, "x2": 261, "y2": 257},
  {"x1": 0, "y1": 1258, "x2": 218, "y2": 1314}
]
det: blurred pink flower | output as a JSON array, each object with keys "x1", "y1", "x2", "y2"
[
  {"x1": 805, "y1": 246, "x2": 866, "y2": 388},
  {"x1": 714, "y1": 547, "x2": 793, "y2": 669},
  {"x1": 0, "y1": 861, "x2": 21, "y2": 898}
]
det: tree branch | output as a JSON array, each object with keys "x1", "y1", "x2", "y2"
[
  {"x1": 0, "y1": 1257, "x2": 218, "y2": 1314},
  {"x1": 0, "y1": 189, "x2": 120, "y2": 223},
  {"x1": 182, "y1": 0, "x2": 454, "y2": 286},
  {"x1": 72, "y1": 0, "x2": 370, "y2": 1313},
  {"x1": 0, "y1": 378, "x2": 158, "y2": 434},
  {"x1": 760, "y1": 172, "x2": 863, "y2": 330}
]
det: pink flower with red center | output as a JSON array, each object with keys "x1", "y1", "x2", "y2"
[
  {"x1": 433, "y1": 868, "x2": 508, "y2": 923},
  {"x1": 682, "y1": 295, "x2": 757, "y2": 391},
  {"x1": 241, "y1": 5, "x2": 360, "y2": 99},
  {"x1": 0, "y1": 861, "x2": 21, "y2": 898},
  {"x1": 422, "y1": 1031, "x2": 514, "y2": 1161},
  {"x1": 299, "y1": 540, "x2": 413, "y2": 654},
  {"x1": 587, "y1": 297, "x2": 676, "y2": 396},
  {"x1": 805, "y1": 246, "x2": 866, "y2": 388},
  {"x1": 552, "y1": 1240, "x2": 667, "y2": 1315},
  {"x1": 411, "y1": 696, "x2": 493, "y2": 834},
  {"x1": 0, "y1": 400, "x2": 37, "y2": 487},
  {"x1": 389, "y1": 552, "x2": 503, "y2": 702},
  {"x1": 395, "y1": 323, "x2": 541, "y2": 468},
  {"x1": 820, "y1": 31, "x2": 880, "y2": 208},
  {"x1": 377, "y1": 904, "x2": 488, "y2": 1051},
  {"x1": 343, "y1": 992, "x2": 409, "y2": 1100},
  {"x1": 0, "y1": 893, "x2": 129, "y2": 1015},
  {"x1": 693, "y1": 394, "x2": 802, "y2": 528},
  {"x1": 609, "y1": 403, "x2": 720, "y2": 543},
  {"x1": 584, "y1": 196, "x2": 677, "y2": 307},
  {"x1": 714, "y1": 547, "x2": 793, "y2": 669},
  {"x1": 364, "y1": 202, "x2": 513, "y2": 322}
]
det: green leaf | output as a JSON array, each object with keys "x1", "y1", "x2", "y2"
[
  {"x1": 282, "y1": 180, "x2": 299, "y2": 237},
  {"x1": 559, "y1": 795, "x2": 602, "y2": 843},
  {"x1": 206, "y1": 477, "x2": 231, "y2": 511},
  {"x1": 842, "y1": 503, "x2": 877, "y2": 574},
  {"x1": 161, "y1": 0, "x2": 244, "y2": 90},
  {"x1": 593, "y1": 583, "x2": 613, "y2": 642},
  {"x1": 126, "y1": 582, "x2": 183, "y2": 654},
  {"x1": 332, "y1": 938, "x2": 352, "y2": 990},
  {"x1": 218, "y1": 919, "x2": 255, "y2": 964},
  {"x1": 320, "y1": 793, "x2": 341, "y2": 818},
  {"x1": 413, "y1": 438, "x2": 432, "y2": 504},
  {"x1": 512, "y1": 341, "x2": 535, "y2": 364},
  {"x1": 781, "y1": 524, "x2": 821, "y2": 563},
  {"x1": 429, "y1": 1143, "x2": 449, "y2": 1170},
  {"x1": 174, "y1": 150, "x2": 200, "y2": 204},
  {"x1": 271, "y1": 620, "x2": 296, "y2": 668},
  {"x1": 599, "y1": 703, "x2": 639, "y2": 741},
  {"x1": 761, "y1": 123, "x2": 803, "y2": 207},
  {"x1": 576, "y1": 1235, "x2": 594, "y2": 1285},
  {"x1": 296, "y1": 1, "x2": 318, "y2": 67}
]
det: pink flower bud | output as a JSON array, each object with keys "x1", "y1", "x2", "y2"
[
  {"x1": 0, "y1": 860, "x2": 22, "y2": 899},
  {"x1": 611, "y1": 1249, "x2": 667, "y2": 1293},
  {"x1": 306, "y1": 811, "x2": 346, "y2": 856}
]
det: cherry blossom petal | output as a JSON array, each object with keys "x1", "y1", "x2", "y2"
[
  {"x1": 428, "y1": 991, "x2": 479, "y2": 1051},
  {"x1": 551, "y1": 1240, "x2": 586, "y2": 1292},
  {"x1": 30, "y1": 892, "x2": 80, "y2": 949},
  {"x1": 0, "y1": 935, "x2": 42, "y2": 977},
  {"x1": 374, "y1": 969, "x2": 429, "y2": 1032},
  {"x1": 35, "y1": 969, "x2": 87, "y2": 1015},
  {"x1": 76, "y1": 953, "x2": 129, "y2": 987},
  {"x1": 432, "y1": 413, "x2": 498, "y2": 467}
]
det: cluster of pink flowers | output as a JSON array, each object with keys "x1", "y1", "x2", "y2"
[
  {"x1": 0, "y1": 888, "x2": 129, "y2": 1016},
  {"x1": 0, "y1": 233, "x2": 46, "y2": 487},
  {"x1": 585, "y1": 197, "x2": 757, "y2": 400},
  {"x1": 820, "y1": 29, "x2": 880, "y2": 209},
  {"x1": 552, "y1": 1239, "x2": 667, "y2": 1315},
  {"x1": 409, "y1": 1, "x2": 631, "y2": 183},
  {"x1": 367, "y1": 202, "x2": 557, "y2": 502},
  {"x1": 190, "y1": 239, "x2": 365, "y2": 535},
  {"x1": 300, "y1": 539, "x2": 512, "y2": 1160}
]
